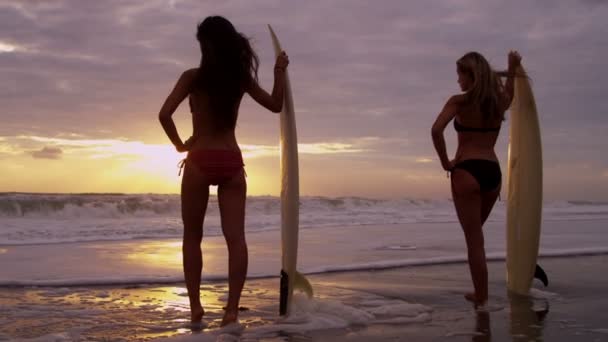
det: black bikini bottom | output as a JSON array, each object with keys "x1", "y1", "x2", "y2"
[{"x1": 452, "y1": 159, "x2": 502, "y2": 192}]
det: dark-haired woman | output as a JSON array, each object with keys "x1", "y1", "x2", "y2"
[
  {"x1": 432, "y1": 51, "x2": 521, "y2": 308},
  {"x1": 159, "y1": 16, "x2": 289, "y2": 326}
]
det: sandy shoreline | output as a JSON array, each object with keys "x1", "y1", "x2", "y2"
[{"x1": 1, "y1": 254, "x2": 608, "y2": 341}]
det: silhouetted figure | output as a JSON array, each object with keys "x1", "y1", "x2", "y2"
[
  {"x1": 159, "y1": 16, "x2": 289, "y2": 327},
  {"x1": 432, "y1": 51, "x2": 521, "y2": 307}
]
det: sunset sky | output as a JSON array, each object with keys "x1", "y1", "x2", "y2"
[{"x1": 1, "y1": 0, "x2": 607, "y2": 199}]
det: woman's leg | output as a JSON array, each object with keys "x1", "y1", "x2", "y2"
[
  {"x1": 181, "y1": 162, "x2": 210, "y2": 323},
  {"x1": 217, "y1": 170, "x2": 247, "y2": 326},
  {"x1": 481, "y1": 185, "x2": 501, "y2": 226},
  {"x1": 451, "y1": 168, "x2": 487, "y2": 306}
]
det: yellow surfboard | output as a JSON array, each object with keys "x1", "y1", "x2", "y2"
[{"x1": 506, "y1": 65, "x2": 547, "y2": 295}]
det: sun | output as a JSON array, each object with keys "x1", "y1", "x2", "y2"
[
  {"x1": 114, "y1": 142, "x2": 184, "y2": 190},
  {"x1": 82, "y1": 140, "x2": 185, "y2": 192}
]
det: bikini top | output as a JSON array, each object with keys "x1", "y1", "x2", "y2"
[{"x1": 454, "y1": 120, "x2": 501, "y2": 133}]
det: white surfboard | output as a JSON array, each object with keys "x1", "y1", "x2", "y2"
[
  {"x1": 506, "y1": 65, "x2": 547, "y2": 295},
  {"x1": 268, "y1": 25, "x2": 313, "y2": 316}
]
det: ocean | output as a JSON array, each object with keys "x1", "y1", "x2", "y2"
[{"x1": 2, "y1": 193, "x2": 608, "y2": 287}]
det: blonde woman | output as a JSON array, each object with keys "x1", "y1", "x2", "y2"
[{"x1": 432, "y1": 51, "x2": 521, "y2": 307}]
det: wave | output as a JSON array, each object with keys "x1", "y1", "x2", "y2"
[
  {"x1": 0, "y1": 193, "x2": 182, "y2": 218},
  {"x1": 567, "y1": 200, "x2": 608, "y2": 206},
  {"x1": 3, "y1": 247, "x2": 607, "y2": 288},
  {"x1": 2, "y1": 193, "x2": 608, "y2": 246},
  {"x1": 0, "y1": 193, "x2": 448, "y2": 218},
  {"x1": 2, "y1": 193, "x2": 607, "y2": 219}
]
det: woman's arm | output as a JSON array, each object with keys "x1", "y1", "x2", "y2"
[
  {"x1": 158, "y1": 69, "x2": 196, "y2": 152},
  {"x1": 431, "y1": 96, "x2": 460, "y2": 171},
  {"x1": 500, "y1": 50, "x2": 522, "y2": 110},
  {"x1": 247, "y1": 51, "x2": 289, "y2": 113}
]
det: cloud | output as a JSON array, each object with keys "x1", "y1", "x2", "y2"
[
  {"x1": 4, "y1": 135, "x2": 368, "y2": 162},
  {"x1": 242, "y1": 142, "x2": 366, "y2": 158},
  {"x1": 0, "y1": 40, "x2": 23, "y2": 53},
  {"x1": 31, "y1": 146, "x2": 63, "y2": 159},
  {"x1": 2, "y1": 0, "x2": 606, "y2": 141},
  {"x1": 415, "y1": 157, "x2": 434, "y2": 163},
  {"x1": 1, "y1": 0, "x2": 608, "y2": 198}
]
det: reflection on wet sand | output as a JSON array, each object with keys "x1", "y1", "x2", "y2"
[
  {"x1": 470, "y1": 291, "x2": 548, "y2": 342},
  {"x1": 473, "y1": 310, "x2": 491, "y2": 342},
  {"x1": 508, "y1": 291, "x2": 548, "y2": 342}
]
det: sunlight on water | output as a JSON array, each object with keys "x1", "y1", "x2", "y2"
[{"x1": 125, "y1": 241, "x2": 183, "y2": 269}]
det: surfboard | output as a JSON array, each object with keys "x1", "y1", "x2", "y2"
[
  {"x1": 506, "y1": 65, "x2": 547, "y2": 295},
  {"x1": 268, "y1": 25, "x2": 313, "y2": 316}
]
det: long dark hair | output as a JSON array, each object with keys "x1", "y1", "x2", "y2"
[
  {"x1": 194, "y1": 16, "x2": 259, "y2": 131},
  {"x1": 456, "y1": 52, "x2": 505, "y2": 122}
]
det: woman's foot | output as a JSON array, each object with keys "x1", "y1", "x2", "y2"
[
  {"x1": 465, "y1": 292, "x2": 487, "y2": 308},
  {"x1": 220, "y1": 310, "x2": 238, "y2": 327},
  {"x1": 191, "y1": 305, "x2": 205, "y2": 323}
]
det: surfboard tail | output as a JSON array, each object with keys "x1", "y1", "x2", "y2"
[
  {"x1": 293, "y1": 271, "x2": 314, "y2": 298},
  {"x1": 279, "y1": 270, "x2": 314, "y2": 316},
  {"x1": 279, "y1": 270, "x2": 288, "y2": 315},
  {"x1": 534, "y1": 264, "x2": 549, "y2": 287}
]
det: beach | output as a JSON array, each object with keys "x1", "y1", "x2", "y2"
[
  {"x1": 3, "y1": 0, "x2": 608, "y2": 340},
  {"x1": 1, "y1": 254, "x2": 608, "y2": 341},
  {"x1": 1, "y1": 197, "x2": 608, "y2": 341}
]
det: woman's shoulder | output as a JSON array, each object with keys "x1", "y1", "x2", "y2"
[
  {"x1": 182, "y1": 68, "x2": 199, "y2": 79},
  {"x1": 446, "y1": 93, "x2": 467, "y2": 107},
  {"x1": 174, "y1": 68, "x2": 200, "y2": 88},
  {"x1": 179, "y1": 68, "x2": 201, "y2": 94}
]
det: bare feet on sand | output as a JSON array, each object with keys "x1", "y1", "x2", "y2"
[
  {"x1": 465, "y1": 292, "x2": 487, "y2": 308},
  {"x1": 191, "y1": 306, "x2": 205, "y2": 323},
  {"x1": 221, "y1": 310, "x2": 238, "y2": 327}
]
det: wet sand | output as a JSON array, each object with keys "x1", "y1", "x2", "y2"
[{"x1": 1, "y1": 255, "x2": 608, "y2": 341}]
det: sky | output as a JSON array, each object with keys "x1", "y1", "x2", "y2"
[{"x1": 1, "y1": 0, "x2": 607, "y2": 199}]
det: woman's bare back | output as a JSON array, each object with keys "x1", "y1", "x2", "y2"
[
  {"x1": 187, "y1": 69, "x2": 243, "y2": 151},
  {"x1": 453, "y1": 95, "x2": 506, "y2": 163}
]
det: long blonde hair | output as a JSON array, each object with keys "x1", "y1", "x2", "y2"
[{"x1": 456, "y1": 52, "x2": 505, "y2": 122}]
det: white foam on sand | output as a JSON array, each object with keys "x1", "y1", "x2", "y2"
[
  {"x1": 445, "y1": 331, "x2": 485, "y2": 337},
  {"x1": 588, "y1": 328, "x2": 608, "y2": 334},
  {"x1": 156, "y1": 294, "x2": 432, "y2": 341},
  {"x1": 12, "y1": 330, "x2": 86, "y2": 342},
  {"x1": 245, "y1": 298, "x2": 430, "y2": 339},
  {"x1": 155, "y1": 333, "x2": 217, "y2": 342},
  {"x1": 529, "y1": 288, "x2": 559, "y2": 299},
  {"x1": 153, "y1": 322, "x2": 245, "y2": 342}
]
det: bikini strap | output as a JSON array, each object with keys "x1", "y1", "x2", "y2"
[{"x1": 446, "y1": 165, "x2": 455, "y2": 179}]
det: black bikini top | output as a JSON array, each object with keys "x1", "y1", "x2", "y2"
[{"x1": 454, "y1": 120, "x2": 501, "y2": 133}]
